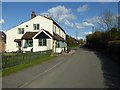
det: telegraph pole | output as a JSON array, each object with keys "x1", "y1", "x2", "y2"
[
  {"x1": 92, "y1": 26, "x2": 95, "y2": 33},
  {"x1": 76, "y1": 31, "x2": 78, "y2": 40}
]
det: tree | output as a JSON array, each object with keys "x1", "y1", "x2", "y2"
[
  {"x1": 118, "y1": 15, "x2": 120, "y2": 30},
  {"x1": 97, "y1": 10, "x2": 116, "y2": 31}
]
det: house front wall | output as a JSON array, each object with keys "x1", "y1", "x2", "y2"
[
  {"x1": 53, "y1": 24, "x2": 66, "y2": 40},
  {"x1": 6, "y1": 29, "x2": 23, "y2": 52},
  {"x1": 33, "y1": 39, "x2": 52, "y2": 52},
  {"x1": 6, "y1": 16, "x2": 53, "y2": 52},
  {"x1": 23, "y1": 16, "x2": 53, "y2": 34}
]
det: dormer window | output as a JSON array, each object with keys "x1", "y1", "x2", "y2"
[
  {"x1": 18, "y1": 28, "x2": 24, "y2": 34},
  {"x1": 33, "y1": 24, "x2": 39, "y2": 30}
]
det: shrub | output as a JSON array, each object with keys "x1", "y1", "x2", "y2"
[{"x1": 108, "y1": 40, "x2": 120, "y2": 53}]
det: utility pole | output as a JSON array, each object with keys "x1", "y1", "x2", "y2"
[
  {"x1": 92, "y1": 26, "x2": 95, "y2": 33},
  {"x1": 76, "y1": 31, "x2": 78, "y2": 40}
]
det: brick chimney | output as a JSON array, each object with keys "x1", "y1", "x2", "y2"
[{"x1": 31, "y1": 11, "x2": 36, "y2": 19}]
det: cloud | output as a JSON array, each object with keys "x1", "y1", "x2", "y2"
[
  {"x1": 41, "y1": 5, "x2": 94, "y2": 30},
  {"x1": 48, "y1": 6, "x2": 75, "y2": 20},
  {"x1": 42, "y1": 6, "x2": 76, "y2": 28},
  {"x1": 77, "y1": 36, "x2": 85, "y2": 40},
  {"x1": 0, "y1": 19, "x2": 5, "y2": 24},
  {"x1": 41, "y1": 6, "x2": 76, "y2": 28},
  {"x1": 72, "y1": 36, "x2": 85, "y2": 40},
  {"x1": 84, "y1": 31, "x2": 93, "y2": 35},
  {"x1": 73, "y1": 23, "x2": 84, "y2": 29},
  {"x1": 82, "y1": 21, "x2": 94, "y2": 27},
  {"x1": 73, "y1": 21, "x2": 94, "y2": 30},
  {"x1": 77, "y1": 4, "x2": 89, "y2": 12},
  {"x1": 48, "y1": 6, "x2": 75, "y2": 26},
  {"x1": 84, "y1": 16, "x2": 100, "y2": 24}
]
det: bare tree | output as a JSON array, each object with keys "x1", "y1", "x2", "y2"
[{"x1": 97, "y1": 10, "x2": 116, "y2": 31}]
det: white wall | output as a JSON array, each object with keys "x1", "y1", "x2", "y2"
[
  {"x1": 47, "y1": 39, "x2": 52, "y2": 50},
  {"x1": 6, "y1": 28, "x2": 23, "y2": 52},
  {"x1": 6, "y1": 15, "x2": 66, "y2": 52},
  {"x1": 53, "y1": 24, "x2": 66, "y2": 40},
  {"x1": 33, "y1": 39, "x2": 47, "y2": 52},
  {"x1": 33, "y1": 39, "x2": 52, "y2": 52},
  {"x1": 56, "y1": 48, "x2": 63, "y2": 53},
  {"x1": 6, "y1": 16, "x2": 53, "y2": 52}
]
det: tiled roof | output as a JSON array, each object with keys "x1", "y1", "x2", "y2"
[
  {"x1": 21, "y1": 30, "x2": 66, "y2": 42},
  {"x1": 53, "y1": 32, "x2": 65, "y2": 41},
  {"x1": 21, "y1": 32, "x2": 38, "y2": 39},
  {"x1": 14, "y1": 39, "x2": 21, "y2": 42}
]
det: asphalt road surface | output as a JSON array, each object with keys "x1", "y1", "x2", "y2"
[
  {"x1": 3, "y1": 47, "x2": 119, "y2": 88},
  {"x1": 21, "y1": 48, "x2": 109, "y2": 88}
]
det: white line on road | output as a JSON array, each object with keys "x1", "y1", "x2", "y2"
[
  {"x1": 18, "y1": 61, "x2": 63, "y2": 88},
  {"x1": 44, "y1": 61, "x2": 62, "y2": 73}
]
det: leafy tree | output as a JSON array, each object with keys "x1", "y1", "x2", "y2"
[{"x1": 66, "y1": 35, "x2": 80, "y2": 47}]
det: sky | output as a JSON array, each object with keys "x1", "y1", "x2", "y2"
[{"x1": 1, "y1": 2, "x2": 119, "y2": 39}]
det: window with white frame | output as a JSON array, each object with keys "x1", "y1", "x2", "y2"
[
  {"x1": 18, "y1": 28, "x2": 24, "y2": 34},
  {"x1": 38, "y1": 39, "x2": 46, "y2": 46},
  {"x1": 33, "y1": 24, "x2": 40, "y2": 30}
]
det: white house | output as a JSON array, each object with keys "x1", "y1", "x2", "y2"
[{"x1": 6, "y1": 11, "x2": 67, "y2": 53}]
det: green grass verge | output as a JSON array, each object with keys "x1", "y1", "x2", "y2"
[
  {"x1": 2, "y1": 55, "x2": 55, "y2": 77},
  {"x1": 70, "y1": 46, "x2": 79, "y2": 48},
  {"x1": 3, "y1": 53, "x2": 17, "y2": 56},
  {"x1": 0, "y1": 70, "x2": 2, "y2": 77}
]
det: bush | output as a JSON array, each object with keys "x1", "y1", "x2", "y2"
[
  {"x1": 85, "y1": 28, "x2": 120, "y2": 63},
  {"x1": 108, "y1": 40, "x2": 120, "y2": 53}
]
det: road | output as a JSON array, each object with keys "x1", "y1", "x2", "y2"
[
  {"x1": 21, "y1": 48, "x2": 106, "y2": 88},
  {"x1": 3, "y1": 47, "x2": 120, "y2": 88}
]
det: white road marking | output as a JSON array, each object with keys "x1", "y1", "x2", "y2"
[
  {"x1": 18, "y1": 61, "x2": 63, "y2": 88},
  {"x1": 44, "y1": 61, "x2": 62, "y2": 73}
]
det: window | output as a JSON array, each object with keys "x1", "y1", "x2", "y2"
[
  {"x1": 56, "y1": 41, "x2": 60, "y2": 48},
  {"x1": 33, "y1": 24, "x2": 39, "y2": 30},
  {"x1": 38, "y1": 39, "x2": 46, "y2": 46},
  {"x1": 18, "y1": 28, "x2": 24, "y2": 34},
  {"x1": 27, "y1": 40, "x2": 33, "y2": 47},
  {"x1": 24, "y1": 40, "x2": 33, "y2": 48}
]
